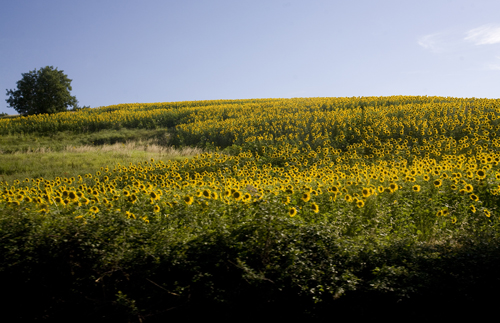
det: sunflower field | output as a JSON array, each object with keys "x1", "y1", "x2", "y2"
[{"x1": 2, "y1": 96, "x2": 500, "y2": 321}]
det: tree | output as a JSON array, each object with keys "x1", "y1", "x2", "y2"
[{"x1": 6, "y1": 66, "x2": 79, "y2": 116}]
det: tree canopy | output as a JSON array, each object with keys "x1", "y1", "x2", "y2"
[{"x1": 6, "y1": 66, "x2": 79, "y2": 116}]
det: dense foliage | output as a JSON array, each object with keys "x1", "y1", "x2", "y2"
[
  {"x1": 5, "y1": 66, "x2": 79, "y2": 116},
  {"x1": 2, "y1": 96, "x2": 500, "y2": 321}
]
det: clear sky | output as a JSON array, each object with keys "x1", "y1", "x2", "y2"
[{"x1": 1, "y1": 0, "x2": 500, "y2": 114}]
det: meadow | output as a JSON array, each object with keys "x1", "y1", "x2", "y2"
[{"x1": 2, "y1": 96, "x2": 500, "y2": 321}]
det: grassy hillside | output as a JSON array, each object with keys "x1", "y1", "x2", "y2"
[{"x1": 2, "y1": 96, "x2": 500, "y2": 321}]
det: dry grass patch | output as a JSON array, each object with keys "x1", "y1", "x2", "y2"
[{"x1": 0, "y1": 140, "x2": 204, "y2": 182}]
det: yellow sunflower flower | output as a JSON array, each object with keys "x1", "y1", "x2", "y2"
[{"x1": 184, "y1": 195, "x2": 194, "y2": 205}]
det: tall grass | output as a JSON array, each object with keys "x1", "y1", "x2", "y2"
[{"x1": 0, "y1": 140, "x2": 203, "y2": 182}]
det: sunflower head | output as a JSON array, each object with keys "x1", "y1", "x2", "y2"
[
  {"x1": 202, "y1": 189, "x2": 211, "y2": 198},
  {"x1": 232, "y1": 191, "x2": 242, "y2": 201},
  {"x1": 476, "y1": 169, "x2": 486, "y2": 179},
  {"x1": 68, "y1": 191, "x2": 78, "y2": 200},
  {"x1": 243, "y1": 193, "x2": 252, "y2": 202},
  {"x1": 184, "y1": 195, "x2": 194, "y2": 205}
]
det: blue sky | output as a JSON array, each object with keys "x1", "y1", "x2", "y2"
[{"x1": 1, "y1": 0, "x2": 500, "y2": 114}]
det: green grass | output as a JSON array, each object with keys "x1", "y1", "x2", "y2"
[
  {"x1": 0, "y1": 127, "x2": 205, "y2": 182},
  {"x1": 0, "y1": 140, "x2": 203, "y2": 183},
  {"x1": 0, "y1": 128, "x2": 171, "y2": 153}
]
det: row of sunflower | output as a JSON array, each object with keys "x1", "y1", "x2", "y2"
[{"x1": 1, "y1": 96, "x2": 500, "y2": 239}]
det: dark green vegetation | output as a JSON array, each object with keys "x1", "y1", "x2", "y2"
[
  {"x1": 5, "y1": 66, "x2": 82, "y2": 116},
  {"x1": 2, "y1": 207, "x2": 500, "y2": 321}
]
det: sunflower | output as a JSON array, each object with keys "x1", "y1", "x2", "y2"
[
  {"x1": 311, "y1": 202, "x2": 319, "y2": 213},
  {"x1": 232, "y1": 191, "x2": 242, "y2": 201},
  {"x1": 436, "y1": 210, "x2": 443, "y2": 217},
  {"x1": 9, "y1": 200, "x2": 20, "y2": 206},
  {"x1": 356, "y1": 200, "x2": 365, "y2": 208},
  {"x1": 476, "y1": 169, "x2": 486, "y2": 180},
  {"x1": 484, "y1": 209, "x2": 491, "y2": 217},
  {"x1": 412, "y1": 185, "x2": 421, "y2": 192},
  {"x1": 470, "y1": 194, "x2": 479, "y2": 202},
  {"x1": 362, "y1": 188, "x2": 370, "y2": 198},
  {"x1": 202, "y1": 189, "x2": 211, "y2": 199},
  {"x1": 389, "y1": 183, "x2": 398, "y2": 192},
  {"x1": 345, "y1": 194, "x2": 352, "y2": 202},
  {"x1": 289, "y1": 207, "x2": 297, "y2": 217},
  {"x1": 464, "y1": 184, "x2": 473, "y2": 193},
  {"x1": 128, "y1": 194, "x2": 138, "y2": 204},
  {"x1": 154, "y1": 204, "x2": 161, "y2": 212},
  {"x1": 184, "y1": 195, "x2": 194, "y2": 205},
  {"x1": 90, "y1": 206, "x2": 99, "y2": 214},
  {"x1": 302, "y1": 192, "x2": 311, "y2": 202},
  {"x1": 470, "y1": 205, "x2": 476, "y2": 213},
  {"x1": 68, "y1": 191, "x2": 78, "y2": 201},
  {"x1": 433, "y1": 179, "x2": 442, "y2": 187},
  {"x1": 243, "y1": 193, "x2": 252, "y2": 202}
]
